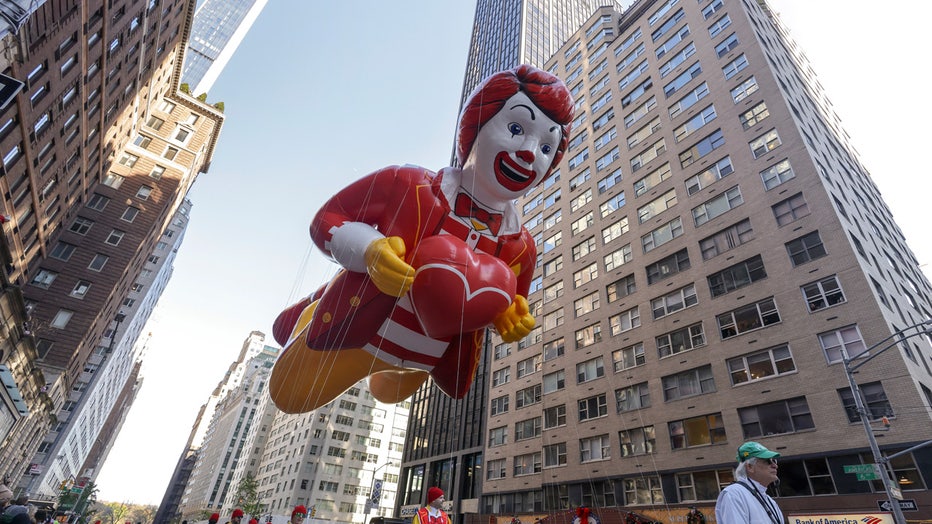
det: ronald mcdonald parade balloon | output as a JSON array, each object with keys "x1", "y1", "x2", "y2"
[{"x1": 269, "y1": 65, "x2": 574, "y2": 414}]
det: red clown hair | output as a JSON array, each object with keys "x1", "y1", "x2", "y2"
[{"x1": 456, "y1": 64, "x2": 574, "y2": 180}]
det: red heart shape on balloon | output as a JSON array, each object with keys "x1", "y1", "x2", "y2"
[{"x1": 408, "y1": 235, "x2": 517, "y2": 339}]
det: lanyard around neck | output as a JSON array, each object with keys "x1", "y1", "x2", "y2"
[{"x1": 736, "y1": 480, "x2": 782, "y2": 524}]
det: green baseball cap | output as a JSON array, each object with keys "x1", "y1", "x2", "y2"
[{"x1": 736, "y1": 441, "x2": 780, "y2": 462}]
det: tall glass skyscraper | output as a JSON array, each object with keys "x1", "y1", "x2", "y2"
[
  {"x1": 181, "y1": 0, "x2": 269, "y2": 95},
  {"x1": 458, "y1": 0, "x2": 620, "y2": 105}
]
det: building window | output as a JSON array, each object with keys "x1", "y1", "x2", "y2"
[
  {"x1": 651, "y1": 283, "x2": 698, "y2": 319},
  {"x1": 619, "y1": 426, "x2": 655, "y2": 458},
  {"x1": 676, "y1": 470, "x2": 732, "y2": 502},
  {"x1": 692, "y1": 186, "x2": 743, "y2": 226},
  {"x1": 708, "y1": 14, "x2": 732, "y2": 37},
  {"x1": 50, "y1": 242, "x2": 77, "y2": 261},
  {"x1": 69, "y1": 217, "x2": 94, "y2": 235},
  {"x1": 739, "y1": 101, "x2": 769, "y2": 129},
  {"x1": 121, "y1": 206, "x2": 140, "y2": 222},
  {"x1": 487, "y1": 459, "x2": 506, "y2": 480},
  {"x1": 669, "y1": 413, "x2": 726, "y2": 449},
  {"x1": 669, "y1": 82, "x2": 709, "y2": 119},
  {"x1": 730, "y1": 76, "x2": 759, "y2": 103},
  {"x1": 70, "y1": 280, "x2": 91, "y2": 299},
  {"x1": 87, "y1": 193, "x2": 110, "y2": 211},
  {"x1": 722, "y1": 53, "x2": 749, "y2": 79},
  {"x1": 173, "y1": 127, "x2": 191, "y2": 143},
  {"x1": 772, "y1": 192, "x2": 809, "y2": 226},
  {"x1": 150, "y1": 165, "x2": 166, "y2": 179},
  {"x1": 543, "y1": 404, "x2": 566, "y2": 429},
  {"x1": 118, "y1": 153, "x2": 139, "y2": 167},
  {"x1": 657, "y1": 323, "x2": 706, "y2": 358},
  {"x1": 739, "y1": 396, "x2": 814, "y2": 438},
  {"x1": 543, "y1": 281, "x2": 564, "y2": 304},
  {"x1": 490, "y1": 395, "x2": 509, "y2": 415},
  {"x1": 542, "y1": 308, "x2": 564, "y2": 331},
  {"x1": 513, "y1": 453, "x2": 542, "y2": 476},
  {"x1": 615, "y1": 382, "x2": 650, "y2": 412},
  {"x1": 543, "y1": 338, "x2": 564, "y2": 361},
  {"x1": 574, "y1": 262, "x2": 599, "y2": 288},
  {"x1": 717, "y1": 297, "x2": 781, "y2": 339},
  {"x1": 570, "y1": 211, "x2": 593, "y2": 236},
  {"x1": 105, "y1": 230, "x2": 125, "y2": 246},
  {"x1": 700, "y1": 218, "x2": 754, "y2": 260},
  {"x1": 601, "y1": 217, "x2": 629, "y2": 244},
  {"x1": 599, "y1": 191, "x2": 627, "y2": 218},
  {"x1": 572, "y1": 236, "x2": 596, "y2": 260},
  {"x1": 749, "y1": 128, "x2": 781, "y2": 158},
  {"x1": 575, "y1": 323, "x2": 601, "y2": 349},
  {"x1": 50, "y1": 309, "x2": 74, "y2": 329},
  {"x1": 88, "y1": 254, "x2": 109, "y2": 272},
  {"x1": 662, "y1": 365, "x2": 715, "y2": 401},
  {"x1": 30, "y1": 269, "x2": 58, "y2": 289},
  {"x1": 491, "y1": 367, "x2": 510, "y2": 387},
  {"x1": 606, "y1": 274, "x2": 636, "y2": 302},
  {"x1": 673, "y1": 104, "x2": 716, "y2": 142},
  {"x1": 516, "y1": 384, "x2": 541, "y2": 409},
  {"x1": 679, "y1": 129, "x2": 724, "y2": 169},
  {"x1": 610, "y1": 306, "x2": 640, "y2": 335},
  {"x1": 543, "y1": 370, "x2": 566, "y2": 394},
  {"x1": 642, "y1": 217, "x2": 683, "y2": 252},
  {"x1": 489, "y1": 426, "x2": 507, "y2": 447},
  {"x1": 543, "y1": 443, "x2": 567, "y2": 468},
  {"x1": 818, "y1": 324, "x2": 866, "y2": 363},
  {"x1": 604, "y1": 243, "x2": 633, "y2": 271},
  {"x1": 786, "y1": 231, "x2": 827, "y2": 266},
  {"x1": 646, "y1": 248, "x2": 690, "y2": 284},
  {"x1": 707, "y1": 255, "x2": 766, "y2": 298},
  {"x1": 839, "y1": 382, "x2": 892, "y2": 423},
  {"x1": 136, "y1": 186, "x2": 153, "y2": 200},
  {"x1": 633, "y1": 162, "x2": 671, "y2": 196},
  {"x1": 760, "y1": 159, "x2": 795, "y2": 190},
  {"x1": 146, "y1": 115, "x2": 164, "y2": 129},
  {"x1": 515, "y1": 417, "x2": 542, "y2": 440},
  {"x1": 727, "y1": 344, "x2": 796, "y2": 385},
  {"x1": 637, "y1": 189, "x2": 677, "y2": 223},
  {"x1": 801, "y1": 275, "x2": 846, "y2": 312},
  {"x1": 624, "y1": 476, "x2": 665, "y2": 506},
  {"x1": 576, "y1": 357, "x2": 605, "y2": 384},
  {"x1": 579, "y1": 435, "x2": 611, "y2": 463},
  {"x1": 612, "y1": 342, "x2": 645, "y2": 372}
]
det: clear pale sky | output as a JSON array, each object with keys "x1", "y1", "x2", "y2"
[{"x1": 93, "y1": 0, "x2": 932, "y2": 506}]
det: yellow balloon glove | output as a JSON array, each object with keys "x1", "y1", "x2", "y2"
[
  {"x1": 364, "y1": 236, "x2": 415, "y2": 297},
  {"x1": 494, "y1": 295, "x2": 536, "y2": 342}
]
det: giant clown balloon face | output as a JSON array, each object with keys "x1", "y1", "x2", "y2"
[{"x1": 461, "y1": 91, "x2": 563, "y2": 203}]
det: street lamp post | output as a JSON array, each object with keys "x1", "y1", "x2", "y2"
[
  {"x1": 842, "y1": 319, "x2": 932, "y2": 524},
  {"x1": 365, "y1": 461, "x2": 394, "y2": 515}
]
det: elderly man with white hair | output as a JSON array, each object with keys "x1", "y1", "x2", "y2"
[{"x1": 715, "y1": 441, "x2": 785, "y2": 524}]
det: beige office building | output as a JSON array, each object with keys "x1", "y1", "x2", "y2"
[{"x1": 476, "y1": 1, "x2": 931, "y2": 520}]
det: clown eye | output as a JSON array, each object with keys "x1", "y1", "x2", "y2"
[
  {"x1": 541, "y1": 144, "x2": 552, "y2": 154},
  {"x1": 508, "y1": 122, "x2": 524, "y2": 136}
]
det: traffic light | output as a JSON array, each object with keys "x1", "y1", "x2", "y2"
[
  {"x1": 309, "y1": 506, "x2": 316, "y2": 518},
  {"x1": 882, "y1": 416, "x2": 891, "y2": 428}
]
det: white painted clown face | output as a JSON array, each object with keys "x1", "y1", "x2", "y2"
[{"x1": 461, "y1": 91, "x2": 562, "y2": 205}]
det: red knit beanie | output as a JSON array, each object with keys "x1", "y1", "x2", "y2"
[
  {"x1": 210, "y1": 514, "x2": 220, "y2": 523},
  {"x1": 428, "y1": 487, "x2": 444, "y2": 504},
  {"x1": 232, "y1": 510, "x2": 244, "y2": 519},
  {"x1": 292, "y1": 506, "x2": 307, "y2": 520}
]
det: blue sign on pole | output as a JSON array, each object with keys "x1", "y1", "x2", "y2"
[{"x1": 371, "y1": 479, "x2": 383, "y2": 503}]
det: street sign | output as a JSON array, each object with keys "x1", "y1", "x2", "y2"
[
  {"x1": 843, "y1": 464, "x2": 875, "y2": 474},
  {"x1": 856, "y1": 472, "x2": 880, "y2": 481},
  {"x1": 878, "y1": 499, "x2": 918, "y2": 512}
]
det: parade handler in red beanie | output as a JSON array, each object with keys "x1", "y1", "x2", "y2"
[
  {"x1": 289, "y1": 505, "x2": 307, "y2": 524},
  {"x1": 413, "y1": 487, "x2": 451, "y2": 524}
]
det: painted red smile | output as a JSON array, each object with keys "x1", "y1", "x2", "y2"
[{"x1": 494, "y1": 151, "x2": 537, "y2": 191}]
